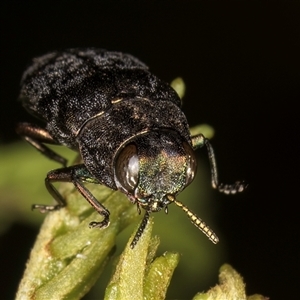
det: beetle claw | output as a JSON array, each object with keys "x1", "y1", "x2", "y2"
[{"x1": 89, "y1": 219, "x2": 110, "y2": 229}]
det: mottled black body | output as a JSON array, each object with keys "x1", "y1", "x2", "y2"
[
  {"x1": 18, "y1": 48, "x2": 246, "y2": 248},
  {"x1": 20, "y1": 49, "x2": 189, "y2": 188}
]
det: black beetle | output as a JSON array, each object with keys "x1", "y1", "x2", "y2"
[{"x1": 17, "y1": 48, "x2": 246, "y2": 248}]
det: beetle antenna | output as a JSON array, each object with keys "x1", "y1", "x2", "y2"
[
  {"x1": 130, "y1": 210, "x2": 150, "y2": 249},
  {"x1": 167, "y1": 195, "x2": 219, "y2": 244}
]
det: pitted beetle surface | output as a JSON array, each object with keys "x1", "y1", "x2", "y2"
[{"x1": 17, "y1": 48, "x2": 247, "y2": 248}]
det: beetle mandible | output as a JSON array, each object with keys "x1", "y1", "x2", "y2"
[{"x1": 17, "y1": 48, "x2": 247, "y2": 248}]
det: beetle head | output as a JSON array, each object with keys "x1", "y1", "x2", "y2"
[{"x1": 114, "y1": 130, "x2": 197, "y2": 212}]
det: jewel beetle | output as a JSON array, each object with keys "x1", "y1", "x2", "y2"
[{"x1": 17, "y1": 48, "x2": 247, "y2": 248}]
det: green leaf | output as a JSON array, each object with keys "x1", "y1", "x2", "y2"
[
  {"x1": 193, "y1": 264, "x2": 268, "y2": 300},
  {"x1": 105, "y1": 218, "x2": 180, "y2": 300},
  {"x1": 16, "y1": 183, "x2": 141, "y2": 300}
]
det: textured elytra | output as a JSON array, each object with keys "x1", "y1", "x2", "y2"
[{"x1": 20, "y1": 49, "x2": 183, "y2": 148}]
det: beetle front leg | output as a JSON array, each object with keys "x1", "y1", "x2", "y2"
[
  {"x1": 191, "y1": 134, "x2": 247, "y2": 194},
  {"x1": 72, "y1": 178, "x2": 110, "y2": 228},
  {"x1": 33, "y1": 164, "x2": 110, "y2": 228}
]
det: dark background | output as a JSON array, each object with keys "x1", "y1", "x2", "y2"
[{"x1": 0, "y1": 1, "x2": 299, "y2": 299}]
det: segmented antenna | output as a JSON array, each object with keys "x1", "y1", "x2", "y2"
[
  {"x1": 167, "y1": 195, "x2": 219, "y2": 244},
  {"x1": 130, "y1": 210, "x2": 150, "y2": 249}
]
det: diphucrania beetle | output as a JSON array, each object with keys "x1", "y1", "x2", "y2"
[{"x1": 17, "y1": 48, "x2": 246, "y2": 248}]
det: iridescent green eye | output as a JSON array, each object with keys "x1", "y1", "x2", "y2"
[
  {"x1": 114, "y1": 143, "x2": 139, "y2": 193},
  {"x1": 183, "y1": 142, "x2": 197, "y2": 186}
]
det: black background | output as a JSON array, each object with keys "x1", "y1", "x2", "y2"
[{"x1": 0, "y1": 1, "x2": 299, "y2": 299}]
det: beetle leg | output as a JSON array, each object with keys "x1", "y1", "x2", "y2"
[
  {"x1": 191, "y1": 134, "x2": 247, "y2": 194},
  {"x1": 33, "y1": 164, "x2": 110, "y2": 228},
  {"x1": 16, "y1": 122, "x2": 67, "y2": 167}
]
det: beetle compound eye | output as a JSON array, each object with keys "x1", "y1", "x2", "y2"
[
  {"x1": 183, "y1": 142, "x2": 197, "y2": 186},
  {"x1": 114, "y1": 143, "x2": 140, "y2": 193}
]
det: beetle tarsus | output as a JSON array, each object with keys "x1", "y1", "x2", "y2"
[
  {"x1": 218, "y1": 181, "x2": 248, "y2": 194},
  {"x1": 191, "y1": 133, "x2": 247, "y2": 195},
  {"x1": 89, "y1": 219, "x2": 110, "y2": 229}
]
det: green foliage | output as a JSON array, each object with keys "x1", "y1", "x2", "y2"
[
  {"x1": 1, "y1": 142, "x2": 267, "y2": 299},
  {"x1": 15, "y1": 183, "x2": 140, "y2": 299},
  {"x1": 193, "y1": 264, "x2": 268, "y2": 300},
  {"x1": 105, "y1": 219, "x2": 179, "y2": 300},
  {"x1": 1, "y1": 142, "x2": 221, "y2": 298},
  {"x1": 14, "y1": 179, "x2": 180, "y2": 300}
]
